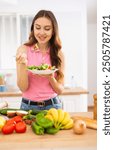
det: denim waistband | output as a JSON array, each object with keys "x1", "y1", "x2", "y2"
[{"x1": 22, "y1": 97, "x2": 60, "y2": 107}]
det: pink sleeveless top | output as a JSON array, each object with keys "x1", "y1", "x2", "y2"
[{"x1": 22, "y1": 46, "x2": 57, "y2": 101}]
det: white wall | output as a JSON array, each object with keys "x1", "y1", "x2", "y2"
[
  {"x1": 0, "y1": 0, "x2": 84, "y2": 13},
  {"x1": 87, "y1": 23, "x2": 97, "y2": 106},
  {"x1": 0, "y1": 0, "x2": 97, "y2": 108},
  {"x1": 0, "y1": 0, "x2": 88, "y2": 88}
]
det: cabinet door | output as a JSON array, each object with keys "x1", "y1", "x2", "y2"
[
  {"x1": 0, "y1": 95, "x2": 88, "y2": 112},
  {"x1": 59, "y1": 95, "x2": 88, "y2": 112},
  {"x1": 0, "y1": 97, "x2": 22, "y2": 108}
]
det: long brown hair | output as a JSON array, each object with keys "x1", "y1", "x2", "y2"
[{"x1": 25, "y1": 10, "x2": 63, "y2": 81}]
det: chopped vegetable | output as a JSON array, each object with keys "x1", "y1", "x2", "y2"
[
  {"x1": 16, "y1": 110, "x2": 28, "y2": 117},
  {"x1": 27, "y1": 64, "x2": 56, "y2": 70},
  {"x1": 7, "y1": 110, "x2": 16, "y2": 117},
  {"x1": 0, "y1": 108, "x2": 20, "y2": 115}
]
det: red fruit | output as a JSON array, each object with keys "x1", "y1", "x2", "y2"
[
  {"x1": 13, "y1": 116, "x2": 23, "y2": 123},
  {"x1": 2, "y1": 124, "x2": 15, "y2": 134},
  {"x1": 6, "y1": 119, "x2": 15, "y2": 125},
  {"x1": 15, "y1": 122, "x2": 26, "y2": 133}
]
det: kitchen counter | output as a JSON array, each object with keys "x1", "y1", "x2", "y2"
[
  {"x1": 0, "y1": 87, "x2": 89, "y2": 97},
  {"x1": 0, "y1": 112, "x2": 97, "y2": 150}
]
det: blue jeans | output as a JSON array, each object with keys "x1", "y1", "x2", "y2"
[{"x1": 20, "y1": 96, "x2": 63, "y2": 111}]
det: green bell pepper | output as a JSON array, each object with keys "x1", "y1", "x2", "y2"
[
  {"x1": 36, "y1": 114, "x2": 54, "y2": 128},
  {"x1": 45, "y1": 127, "x2": 59, "y2": 134},
  {"x1": 31, "y1": 122, "x2": 44, "y2": 135}
]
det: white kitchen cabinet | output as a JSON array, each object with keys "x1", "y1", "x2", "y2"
[
  {"x1": 60, "y1": 95, "x2": 88, "y2": 112},
  {"x1": 0, "y1": 97, "x2": 21, "y2": 108},
  {"x1": 0, "y1": 87, "x2": 88, "y2": 112},
  {"x1": 0, "y1": 95, "x2": 87, "y2": 112}
]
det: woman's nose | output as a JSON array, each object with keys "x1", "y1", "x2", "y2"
[{"x1": 39, "y1": 28, "x2": 45, "y2": 35}]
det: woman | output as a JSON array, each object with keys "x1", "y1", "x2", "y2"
[{"x1": 16, "y1": 10, "x2": 65, "y2": 110}]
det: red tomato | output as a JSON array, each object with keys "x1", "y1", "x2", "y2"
[
  {"x1": 2, "y1": 124, "x2": 15, "y2": 134},
  {"x1": 6, "y1": 119, "x2": 15, "y2": 125},
  {"x1": 15, "y1": 122, "x2": 26, "y2": 133},
  {"x1": 13, "y1": 116, "x2": 23, "y2": 123}
]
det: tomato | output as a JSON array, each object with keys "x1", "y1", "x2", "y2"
[
  {"x1": 2, "y1": 124, "x2": 15, "y2": 134},
  {"x1": 2, "y1": 116, "x2": 25, "y2": 134},
  {"x1": 15, "y1": 122, "x2": 26, "y2": 133},
  {"x1": 13, "y1": 116, "x2": 23, "y2": 123},
  {"x1": 6, "y1": 119, "x2": 15, "y2": 125},
  {"x1": 6, "y1": 116, "x2": 22, "y2": 125}
]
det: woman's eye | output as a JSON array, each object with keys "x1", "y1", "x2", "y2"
[
  {"x1": 45, "y1": 28, "x2": 50, "y2": 31},
  {"x1": 36, "y1": 27, "x2": 40, "y2": 30}
]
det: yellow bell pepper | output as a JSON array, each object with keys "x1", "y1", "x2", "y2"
[{"x1": 0, "y1": 116, "x2": 6, "y2": 131}]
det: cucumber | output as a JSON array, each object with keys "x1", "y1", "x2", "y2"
[
  {"x1": 0, "y1": 108, "x2": 20, "y2": 115},
  {"x1": 0, "y1": 108, "x2": 47, "y2": 116},
  {"x1": 29, "y1": 109, "x2": 47, "y2": 115}
]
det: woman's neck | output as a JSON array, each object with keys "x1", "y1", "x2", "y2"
[{"x1": 38, "y1": 43, "x2": 49, "y2": 52}]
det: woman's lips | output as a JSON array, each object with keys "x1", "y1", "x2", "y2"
[{"x1": 39, "y1": 36, "x2": 46, "y2": 41}]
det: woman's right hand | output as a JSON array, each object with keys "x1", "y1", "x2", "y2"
[{"x1": 16, "y1": 53, "x2": 28, "y2": 65}]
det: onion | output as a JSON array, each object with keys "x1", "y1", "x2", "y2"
[{"x1": 73, "y1": 119, "x2": 86, "y2": 134}]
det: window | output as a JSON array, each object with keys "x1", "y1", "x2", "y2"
[
  {"x1": 0, "y1": 14, "x2": 33, "y2": 69},
  {"x1": 20, "y1": 15, "x2": 33, "y2": 44},
  {"x1": 0, "y1": 14, "x2": 17, "y2": 69}
]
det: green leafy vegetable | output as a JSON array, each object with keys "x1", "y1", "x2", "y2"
[{"x1": 27, "y1": 64, "x2": 56, "y2": 70}]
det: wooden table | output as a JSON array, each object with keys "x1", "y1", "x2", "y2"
[
  {"x1": 0, "y1": 87, "x2": 89, "y2": 97},
  {"x1": 0, "y1": 112, "x2": 96, "y2": 150}
]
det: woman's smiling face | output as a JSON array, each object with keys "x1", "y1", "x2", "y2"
[{"x1": 34, "y1": 17, "x2": 53, "y2": 45}]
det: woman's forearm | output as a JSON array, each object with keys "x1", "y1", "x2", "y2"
[
  {"x1": 17, "y1": 64, "x2": 28, "y2": 92},
  {"x1": 48, "y1": 76, "x2": 64, "y2": 95}
]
